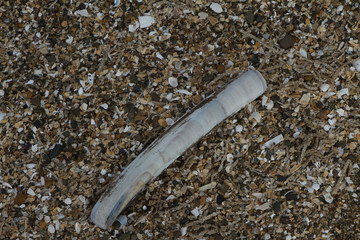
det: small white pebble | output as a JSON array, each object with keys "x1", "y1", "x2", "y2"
[
  {"x1": 300, "y1": 93, "x2": 311, "y2": 105},
  {"x1": 265, "y1": 100, "x2": 274, "y2": 110},
  {"x1": 312, "y1": 183, "x2": 320, "y2": 191},
  {"x1": 250, "y1": 112, "x2": 261, "y2": 122},
  {"x1": 34, "y1": 69, "x2": 42, "y2": 76},
  {"x1": 264, "y1": 233, "x2": 271, "y2": 240},
  {"x1": 328, "y1": 118, "x2": 337, "y2": 126},
  {"x1": 44, "y1": 216, "x2": 51, "y2": 223},
  {"x1": 66, "y1": 36, "x2": 73, "y2": 45},
  {"x1": 345, "y1": 177, "x2": 353, "y2": 185},
  {"x1": 165, "y1": 118, "x2": 174, "y2": 126},
  {"x1": 114, "y1": 0, "x2": 120, "y2": 7},
  {"x1": 235, "y1": 125, "x2": 243, "y2": 133},
  {"x1": 117, "y1": 215, "x2": 128, "y2": 230},
  {"x1": 27, "y1": 188, "x2": 36, "y2": 196},
  {"x1": 64, "y1": 198, "x2": 72, "y2": 205},
  {"x1": 129, "y1": 21, "x2": 139, "y2": 32},
  {"x1": 263, "y1": 134, "x2": 284, "y2": 149},
  {"x1": 0, "y1": 89, "x2": 4, "y2": 96},
  {"x1": 336, "y1": 108, "x2": 345, "y2": 117},
  {"x1": 78, "y1": 87, "x2": 84, "y2": 96},
  {"x1": 100, "y1": 103, "x2": 108, "y2": 110},
  {"x1": 324, "y1": 193, "x2": 333, "y2": 203},
  {"x1": 168, "y1": 77, "x2": 178, "y2": 87},
  {"x1": 156, "y1": 52, "x2": 163, "y2": 60},
  {"x1": 320, "y1": 83, "x2": 330, "y2": 92},
  {"x1": 27, "y1": 163, "x2": 36, "y2": 169},
  {"x1": 139, "y1": 16, "x2": 155, "y2": 28},
  {"x1": 337, "y1": 5, "x2": 343, "y2": 14},
  {"x1": 81, "y1": 103, "x2": 88, "y2": 111},
  {"x1": 181, "y1": 227, "x2": 187, "y2": 236},
  {"x1": 323, "y1": 125, "x2": 331, "y2": 131},
  {"x1": 337, "y1": 88, "x2": 349, "y2": 98},
  {"x1": 210, "y1": 3, "x2": 223, "y2": 13},
  {"x1": 48, "y1": 224, "x2": 55, "y2": 234},
  {"x1": 299, "y1": 48, "x2": 307, "y2": 58},
  {"x1": 100, "y1": 169, "x2": 107, "y2": 175},
  {"x1": 198, "y1": 12, "x2": 208, "y2": 19},
  {"x1": 226, "y1": 153, "x2": 233, "y2": 163},
  {"x1": 353, "y1": 59, "x2": 360, "y2": 72},
  {"x1": 79, "y1": 195, "x2": 86, "y2": 204},
  {"x1": 31, "y1": 144, "x2": 38, "y2": 153},
  {"x1": 191, "y1": 208, "x2": 200, "y2": 217},
  {"x1": 75, "y1": 222, "x2": 81, "y2": 233}
]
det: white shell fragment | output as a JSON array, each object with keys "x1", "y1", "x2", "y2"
[
  {"x1": 91, "y1": 69, "x2": 267, "y2": 229},
  {"x1": 74, "y1": 9, "x2": 91, "y2": 17},
  {"x1": 320, "y1": 83, "x2": 330, "y2": 92},
  {"x1": 262, "y1": 134, "x2": 284, "y2": 149},
  {"x1": 300, "y1": 93, "x2": 311, "y2": 105},
  {"x1": 139, "y1": 16, "x2": 155, "y2": 28},
  {"x1": 210, "y1": 3, "x2": 223, "y2": 13},
  {"x1": 168, "y1": 77, "x2": 178, "y2": 87},
  {"x1": 353, "y1": 59, "x2": 360, "y2": 72}
]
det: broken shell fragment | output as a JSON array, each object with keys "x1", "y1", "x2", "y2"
[{"x1": 91, "y1": 69, "x2": 267, "y2": 229}]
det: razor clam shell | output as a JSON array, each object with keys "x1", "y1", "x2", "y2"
[{"x1": 91, "y1": 69, "x2": 267, "y2": 229}]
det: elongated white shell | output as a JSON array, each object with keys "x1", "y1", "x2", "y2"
[{"x1": 91, "y1": 69, "x2": 267, "y2": 229}]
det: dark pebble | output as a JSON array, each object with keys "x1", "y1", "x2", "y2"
[
  {"x1": 216, "y1": 194, "x2": 225, "y2": 204},
  {"x1": 279, "y1": 215, "x2": 290, "y2": 224},
  {"x1": 279, "y1": 34, "x2": 296, "y2": 49},
  {"x1": 203, "y1": 74, "x2": 214, "y2": 82},
  {"x1": 276, "y1": 175, "x2": 287, "y2": 182},
  {"x1": 271, "y1": 201, "x2": 281, "y2": 213},
  {"x1": 49, "y1": 144, "x2": 63, "y2": 159},
  {"x1": 245, "y1": 11, "x2": 255, "y2": 23},
  {"x1": 180, "y1": 217, "x2": 190, "y2": 226},
  {"x1": 285, "y1": 191, "x2": 298, "y2": 201}
]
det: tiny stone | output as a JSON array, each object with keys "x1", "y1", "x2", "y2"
[
  {"x1": 117, "y1": 215, "x2": 128, "y2": 230},
  {"x1": 168, "y1": 77, "x2": 178, "y2": 87},
  {"x1": 74, "y1": 9, "x2": 90, "y2": 17},
  {"x1": 300, "y1": 93, "x2": 311, "y2": 105},
  {"x1": 100, "y1": 103, "x2": 108, "y2": 110},
  {"x1": 75, "y1": 222, "x2": 81, "y2": 233},
  {"x1": 34, "y1": 69, "x2": 43, "y2": 75},
  {"x1": 165, "y1": 118, "x2": 174, "y2": 126},
  {"x1": 250, "y1": 112, "x2": 261, "y2": 122},
  {"x1": 191, "y1": 207, "x2": 200, "y2": 217},
  {"x1": 44, "y1": 216, "x2": 51, "y2": 223},
  {"x1": 299, "y1": 48, "x2": 307, "y2": 58},
  {"x1": 100, "y1": 169, "x2": 107, "y2": 175},
  {"x1": 48, "y1": 224, "x2": 55, "y2": 234},
  {"x1": 235, "y1": 125, "x2": 243, "y2": 133},
  {"x1": 324, "y1": 193, "x2": 333, "y2": 203},
  {"x1": 279, "y1": 34, "x2": 296, "y2": 49},
  {"x1": 64, "y1": 198, "x2": 72, "y2": 205},
  {"x1": 353, "y1": 59, "x2": 360, "y2": 71},
  {"x1": 139, "y1": 16, "x2": 155, "y2": 28},
  {"x1": 210, "y1": 3, "x2": 223, "y2": 13},
  {"x1": 181, "y1": 227, "x2": 187, "y2": 236},
  {"x1": 320, "y1": 84, "x2": 330, "y2": 92},
  {"x1": 158, "y1": 118, "x2": 167, "y2": 127},
  {"x1": 27, "y1": 188, "x2": 36, "y2": 196},
  {"x1": 32, "y1": 144, "x2": 38, "y2": 153},
  {"x1": 337, "y1": 88, "x2": 349, "y2": 98},
  {"x1": 198, "y1": 12, "x2": 208, "y2": 20}
]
